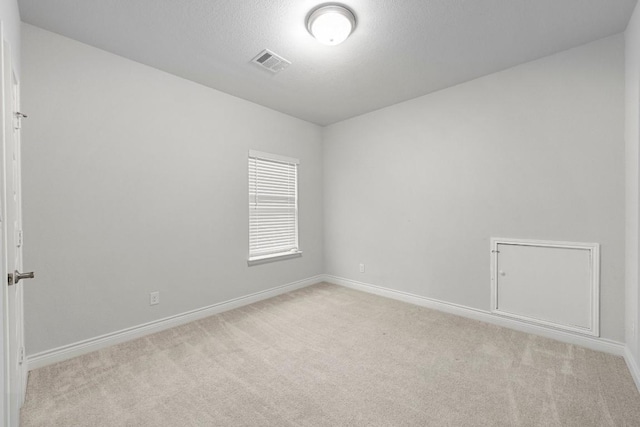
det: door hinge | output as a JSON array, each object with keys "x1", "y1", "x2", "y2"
[
  {"x1": 14, "y1": 112, "x2": 26, "y2": 130},
  {"x1": 18, "y1": 347, "x2": 24, "y2": 365}
]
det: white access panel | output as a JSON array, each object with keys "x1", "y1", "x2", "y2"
[{"x1": 491, "y1": 239, "x2": 599, "y2": 336}]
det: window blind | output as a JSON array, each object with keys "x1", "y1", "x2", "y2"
[{"x1": 248, "y1": 150, "x2": 299, "y2": 261}]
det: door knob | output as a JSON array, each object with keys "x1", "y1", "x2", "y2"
[{"x1": 8, "y1": 270, "x2": 34, "y2": 286}]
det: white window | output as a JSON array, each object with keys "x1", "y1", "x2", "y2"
[{"x1": 248, "y1": 150, "x2": 301, "y2": 264}]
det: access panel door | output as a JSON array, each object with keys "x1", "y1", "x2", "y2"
[{"x1": 491, "y1": 239, "x2": 599, "y2": 336}]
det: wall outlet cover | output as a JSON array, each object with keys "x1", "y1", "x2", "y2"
[{"x1": 150, "y1": 291, "x2": 160, "y2": 306}]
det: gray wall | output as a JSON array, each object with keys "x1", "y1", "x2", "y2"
[
  {"x1": 626, "y1": 3, "x2": 640, "y2": 364},
  {"x1": 21, "y1": 24, "x2": 324, "y2": 355},
  {"x1": 323, "y1": 36, "x2": 625, "y2": 341}
]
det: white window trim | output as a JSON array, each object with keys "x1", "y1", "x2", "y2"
[
  {"x1": 247, "y1": 250, "x2": 303, "y2": 266},
  {"x1": 249, "y1": 150, "x2": 299, "y2": 165},
  {"x1": 248, "y1": 150, "x2": 301, "y2": 266}
]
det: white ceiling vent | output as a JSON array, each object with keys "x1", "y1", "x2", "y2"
[{"x1": 251, "y1": 49, "x2": 291, "y2": 73}]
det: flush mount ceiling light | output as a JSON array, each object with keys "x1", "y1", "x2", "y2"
[{"x1": 307, "y1": 4, "x2": 356, "y2": 46}]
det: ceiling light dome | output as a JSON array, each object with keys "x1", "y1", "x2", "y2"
[{"x1": 307, "y1": 4, "x2": 356, "y2": 46}]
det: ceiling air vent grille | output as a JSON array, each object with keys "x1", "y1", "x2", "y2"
[{"x1": 251, "y1": 49, "x2": 291, "y2": 73}]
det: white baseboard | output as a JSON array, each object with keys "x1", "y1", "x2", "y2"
[
  {"x1": 27, "y1": 275, "x2": 324, "y2": 371},
  {"x1": 624, "y1": 346, "x2": 640, "y2": 391},
  {"x1": 323, "y1": 275, "x2": 626, "y2": 357}
]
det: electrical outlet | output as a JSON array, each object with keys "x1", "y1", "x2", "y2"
[
  {"x1": 359, "y1": 263, "x2": 365, "y2": 273},
  {"x1": 150, "y1": 291, "x2": 160, "y2": 306}
]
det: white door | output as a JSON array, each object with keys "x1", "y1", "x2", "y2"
[
  {"x1": 2, "y1": 28, "x2": 29, "y2": 427},
  {"x1": 491, "y1": 239, "x2": 599, "y2": 336}
]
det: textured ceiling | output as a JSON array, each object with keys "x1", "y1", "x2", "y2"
[{"x1": 18, "y1": 0, "x2": 638, "y2": 125}]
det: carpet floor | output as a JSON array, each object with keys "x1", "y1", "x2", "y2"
[{"x1": 21, "y1": 283, "x2": 640, "y2": 426}]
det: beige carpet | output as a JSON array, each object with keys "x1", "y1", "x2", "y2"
[{"x1": 21, "y1": 283, "x2": 640, "y2": 426}]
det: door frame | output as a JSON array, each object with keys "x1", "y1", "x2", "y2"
[
  {"x1": 11, "y1": 61, "x2": 26, "y2": 408},
  {"x1": 0, "y1": 19, "x2": 8, "y2": 426}
]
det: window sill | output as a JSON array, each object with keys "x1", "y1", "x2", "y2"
[{"x1": 247, "y1": 251, "x2": 303, "y2": 266}]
